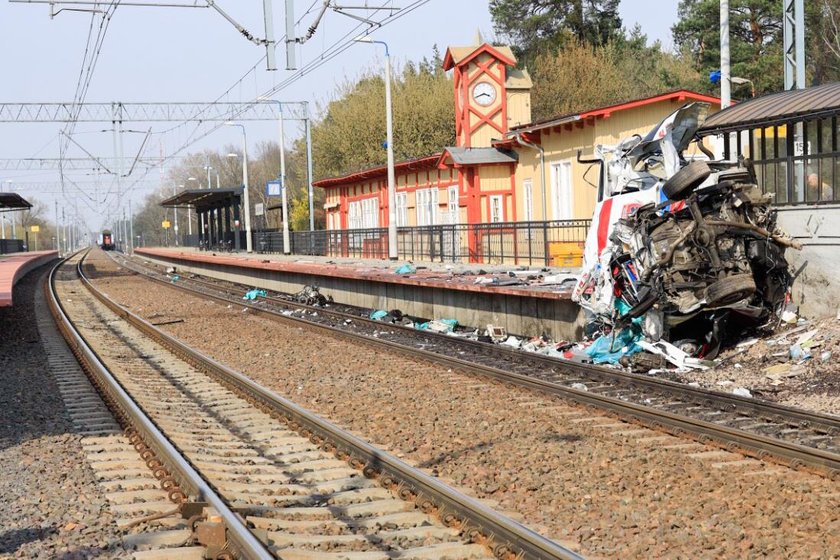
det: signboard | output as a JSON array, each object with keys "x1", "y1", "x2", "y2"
[
  {"x1": 162, "y1": 220, "x2": 171, "y2": 229},
  {"x1": 266, "y1": 180, "x2": 282, "y2": 197},
  {"x1": 30, "y1": 225, "x2": 40, "y2": 233},
  {"x1": 255, "y1": 203, "x2": 265, "y2": 216}
]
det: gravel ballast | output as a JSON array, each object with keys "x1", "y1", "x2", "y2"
[
  {"x1": 0, "y1": 268, "x2": 123, "y2": 559},
  {"x1": 89, "y1": 251, "x2": 840, "y2": 558}
]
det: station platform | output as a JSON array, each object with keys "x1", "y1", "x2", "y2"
[
  {"x1": 0, "y1": 250, "x2": 59, "y2": 307},
  {"x1": 133, "y1": 247, "x2": 585, "y2": 340}
]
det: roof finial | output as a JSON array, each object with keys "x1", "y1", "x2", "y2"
[{"x1": 474, "y1": 28, "x2": 484, "y2": 46}]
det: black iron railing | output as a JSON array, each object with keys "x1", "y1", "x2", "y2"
[{"x1": 247, "y1": 220, "x2": 590, "y2": 266}]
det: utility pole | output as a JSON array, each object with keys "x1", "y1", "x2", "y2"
[
  {"x1": 720, "y1": 0, "x2": 731, "y2": 109},
  {"x1": 784, "y1": 0, "x2": 806, "y2": 90},
  {"x1": 129, "y1": 198, "x2": 134, "y2": 254},
  {"x1": 285, "y1": 0, "x2": 296, "y2": 70},
  {"x1": 279, "y1": 105, "x2": 291, "y2": 254},
  {"x1": 305, "y1": 101, "x2": 314, "y2": 231}
]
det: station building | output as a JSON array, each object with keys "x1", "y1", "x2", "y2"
[{"x1": 313, "y1": 39, "x2": 721, "y2": 263}]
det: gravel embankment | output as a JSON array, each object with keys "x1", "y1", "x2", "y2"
[
  {"x1": 90, "y1": 251, "x2": 840, "y2": 559},
  {"x1": 0, "y1": 268, "x2": 123, "y2": 559}
]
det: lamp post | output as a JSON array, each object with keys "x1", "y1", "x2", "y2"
[
  {"x1": 187, "y1": 177, "x2": 199, "y2": 244},
  {"x1": 225, "y1": 122, "x2": 252, "y2": 253},
  {"x1": 257, "y1": 97, "x2": 291, "y2": 254},
  {"x1": 172, "y1": 184, "x2": 179, "y2": 246},
  {"x1": 731, "y1": 76, "x2": 756, "y2": 98},
  {"x1": 354, "y1": 35, "x2": 398, "y2": 260}
]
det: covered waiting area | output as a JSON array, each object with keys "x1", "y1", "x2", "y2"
[
  {"x1": 0, "y1": 192, "x2": 33, "y2": 254},
  {"x1": 699, "y1": 82, "x2": 840, "y2": 205},
  {"x1": 160, "y1": 187, "x2": 243, "y2": 250}
]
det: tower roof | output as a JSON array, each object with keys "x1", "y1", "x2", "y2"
[{"x1": 442, "y1": 43, "x2": 516, "y2": 70}]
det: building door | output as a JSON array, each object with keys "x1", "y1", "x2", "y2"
[
  {"x1": 443, "y1": 185, "x2": 460, "y2": 262},
  {"x1": 551, "y1": 161, "x2": 574, "y2": 220}
]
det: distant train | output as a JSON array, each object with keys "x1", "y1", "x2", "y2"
[{"x1": 101, "y1": 229, "x2": 114, "y2": 251}]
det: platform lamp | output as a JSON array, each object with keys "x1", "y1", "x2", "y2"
[
  {"x1": 353, "y1": 35, "x2": 397, "y2": 260},
  {"x1": 225, "y1": 121, "x2": 252, "y2": 253}
]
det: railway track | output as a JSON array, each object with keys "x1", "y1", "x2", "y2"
[
  {"x1": 114, "y1": 251, "x2": 840, "y2": 478},
  {"x1": 51, "y1": 249, "x2": 582, "y2": 559}
]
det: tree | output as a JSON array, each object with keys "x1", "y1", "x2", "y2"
[
  {"x1": 490, "y1": 0, "x2": 622, "y2": 61},
  {"x1": 530, "y1": 38, "x2": 707, "y2": 121},
  {"x1": 310, "y1": 54, "x2": 454, "y2": 180}
]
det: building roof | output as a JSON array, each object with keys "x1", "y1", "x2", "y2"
[
  {"x1": 312, "y1": 154, "x2": 442, "y2": 189},
  {"x1": 442, "y1": 43, "x2": 516, "y2": 70},
  {"x1": 0, "y1": 192, "x2": 32, "y2": 211},
  {"x1": 437, "y1": 147, "x2": 518, "y2": 168},
  {"x1": 507, "y1": 89, "x2": 723, "y2": 137},
  {"x1": 699, "y1": 82, "x2": 840, "y2": 133},
  {"x1": 160, "y1": 187, "x2": 243, "y2": 211},
  {"x1": 505, "y1": 67, "x2": 532, "y2": 90}
]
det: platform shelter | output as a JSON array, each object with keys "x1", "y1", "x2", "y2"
[
  {"x1": 0, "y1": 192, "x2": 33, "y2": 254},
  {"x1": 160, "y1": 187, "x2": 243, "y2": 250}
]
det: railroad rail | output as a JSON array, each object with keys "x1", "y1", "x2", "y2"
[
  {"x1": 50, "y1": 248, "x2": 583, "y2": 560},
  {"x1": 112, "y1": 251, "x2": 840, "y2": 479}
]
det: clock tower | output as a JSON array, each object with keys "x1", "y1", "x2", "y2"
[{"x1": 443, "y1": 37, "x2": 532, "y2": 148}]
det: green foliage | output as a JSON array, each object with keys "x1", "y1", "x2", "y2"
[
  {"x1": 673, "y1": 0, "x2": 784, "y2": 95},
  {"x1": 311, "y1": 55, "x2": 454, "y2": 181},
  {"x1": 490, "y1": 0, "x2": 623, "y2": 61},
  {"x1": 530, "y1": 39, "x2": 708, "y2": 121}
]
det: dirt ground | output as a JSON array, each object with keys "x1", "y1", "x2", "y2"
[{"x1": 676, "y1": 314, "x2": 840, "y2": 415}]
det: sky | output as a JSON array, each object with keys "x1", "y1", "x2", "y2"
[{"x1": 0, "y1": 0, "x2": 680, "y2": 232}]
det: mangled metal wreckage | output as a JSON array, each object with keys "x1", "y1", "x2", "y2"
[{"x1": 572, "y1": 102, "x2": 800, "y2": 366}]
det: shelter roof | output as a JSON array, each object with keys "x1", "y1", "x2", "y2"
[
  {"x1": 312, "y1": 154, "x2": 442, "y2": 189},
  {"x1": 436, "y1": 147, "x2": 518, "y2": 168},
  {"x1": 507, "y1": 89, "x2": 722, "y2": 137},
  {"x1": 442, "y1": 43, "x2": 516, "y2": 70},
  {"x1": 160, "y1": 187, "x2": 243, "y2": 210},
  {"x1": 699, "y1": 82, "x2": 840, "y2": 133},
  {"x1": 0, "y1": 192, "x2": 32, "y2": 211}
]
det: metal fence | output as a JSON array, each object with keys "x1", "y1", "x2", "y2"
[{"x1": 250, "y1": 220, "x2": 591, "y2": 267}]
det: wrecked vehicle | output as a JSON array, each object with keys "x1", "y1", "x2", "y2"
[{"x1": 573, "y1": 102, "x2": 799, "y2": 360}]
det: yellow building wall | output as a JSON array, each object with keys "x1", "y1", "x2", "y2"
[
  {"x1": 507, "y1": 90, "x2": 532, "y2": 129},
  {"x1": 479, "y1": 165, "x2": 510, "y2": 192}
]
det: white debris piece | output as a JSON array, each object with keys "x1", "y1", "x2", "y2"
[
  {"x1": 570, "y1": 382, "x2": 588, "y2": 391},
  {"x1": 502, "y1": 335, "x2": 522, "y2": 349},
  {"x1": 637, "y1": 340, "x2": 709, "y2": 370},
  {"x1": 732, "y1": 387, "x2": 752, "y2": 398}
]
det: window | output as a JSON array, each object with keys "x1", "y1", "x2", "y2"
[
  {"x1": 416, "y1": 188, "x2": 439, "y2": 226},
  {"x1": 396, "y1": 192, "x2": 408, "y2": 227},
  {"x1": 550, "y1": 161, "x2": 574, "y2": 220},
  {"x1": 348, "y1": 198, "x2": 379, "y2": 229},
  {"x1": 490, "y1": 195, "x2": 504, "y2": 223},
  {"x1": 447, "y1": 185, "x2": 459, "y2": 224},
  {"x1": 523, "y1": 179, "x2": 533, "y2": 222}
]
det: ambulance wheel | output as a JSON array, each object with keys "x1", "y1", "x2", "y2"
[{"x1": 663, "y1": 161, "x2": 711, "y2": 201}]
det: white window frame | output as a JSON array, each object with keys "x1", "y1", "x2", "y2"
[
  {"x1": 447, "y1": 185, "x2": 459, "y2": 224},
  {"x1": 396, "y1": 192, "x2": 408, "y2": 227},
  {"x1": 523, "y1": 178, "x2": 533, "y2": 222},
  {"x1": 550, "y1": 161, "x2": 574, "y2": 220},
  {"x1": 348, "y1": 197, "x2": 379, "y2": 230},
  {"x1": 348, "y1": 201, "x2": 361, "y2": 230},
  {"x1": 489, "y1": 195, "x2": 504, "y2": 223},
  {"x1": 416, "y1": 187, "x2": 439, "y2": 226}
]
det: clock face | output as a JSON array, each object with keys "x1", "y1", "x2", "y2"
[{"x1": 472, "y1": 82, "x2": 497, "y2": 107}]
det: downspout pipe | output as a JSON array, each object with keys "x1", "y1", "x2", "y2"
[{"x1": 515, "y1": 133, "x2": 547, "y2": 221}]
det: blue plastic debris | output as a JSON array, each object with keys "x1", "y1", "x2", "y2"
[
  {"x1": 394, "y1": 263, "x2": 416, "y2": 275},
  {"x1": 169, "y1": 274, "x2": 180, "y2": 283},
  {"x1": 586, "y1": 325, "x2": 643, "y2": 364},
  {"x1": 243, "y1": 289, "x2": 267, "y2": 301},
  {"x1": 369, "y1": 309, "x2": 389, "y2": 321}
]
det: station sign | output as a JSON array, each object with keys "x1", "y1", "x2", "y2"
[
  {"x1": 266, "y1": 180, "x2": 283, "y2": 197},
  {"x1": 255, "y1": 203, "x2": 265, "y2": 216},
  {"x1": 30, "y1": 225, "x2": 40, "y2": 233}
]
